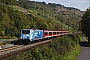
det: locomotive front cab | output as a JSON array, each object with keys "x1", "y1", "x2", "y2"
[{"x1": 20, "y1": 29, "x2": 32, "y2": 41}]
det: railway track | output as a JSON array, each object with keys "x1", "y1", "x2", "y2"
[{"x1": 0, "y1": 40, "x2": 51, "y2": 60}]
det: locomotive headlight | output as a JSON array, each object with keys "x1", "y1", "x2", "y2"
[
  {"x1": 24, "y1": 35, "x2": 26, "y2": 38},
  {"x1": 26, "y1": 34, "x2": 29, "y2": 36}
]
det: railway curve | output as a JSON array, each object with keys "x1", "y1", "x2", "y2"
[{"x1": 0, "y1": 40, "x2": 51, "y2": 60}]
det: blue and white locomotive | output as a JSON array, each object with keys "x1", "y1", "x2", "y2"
[{"x1": 20, "y1": 29, "x2": 44, "y2": 42}]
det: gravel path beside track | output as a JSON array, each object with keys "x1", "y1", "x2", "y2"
[{"x1": 77, "y1": 37, "x2": 90, "y2": 60}]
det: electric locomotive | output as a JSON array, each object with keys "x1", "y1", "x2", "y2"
[{"x1": 20, "y1": 29, "x2": 69, "y2": 43}]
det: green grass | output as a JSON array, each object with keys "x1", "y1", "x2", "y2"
[
  {"x1": 0, "y1": 42, "x2": 3, "y2": 46},
  {"x1": 65, "y1": 45, "x2": 81, "y2": 60},
  {"x1": 0, "y1": 36, "x2": 18, "y2": 39}
]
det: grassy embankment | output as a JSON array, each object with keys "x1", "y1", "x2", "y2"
[{"x1": 6, "y1": 34, "x2": 81, "y2": 60}]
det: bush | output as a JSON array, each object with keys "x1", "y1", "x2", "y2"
[{"x1": 7, "y1": 35, "x2": 80, "y2": 60}]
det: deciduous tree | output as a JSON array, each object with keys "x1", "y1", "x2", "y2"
[{"x1": 80, "y1": 7, "x2": 90, "y2": 43}]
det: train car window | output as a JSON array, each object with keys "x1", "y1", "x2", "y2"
[
  {"x1": 44, "y1": 32, "x2": 48, "y2": 35},
  {"x1": 22, "y1": 30, "x2": 30, "y2": 34},
  {"x1": 57, "y1": 32, "x2": 59, "y2": 34},
  {"x1": 53, "y1": 32, "x2": 56, "y2": 34},
  {"x1": 60, "y1": 32, "x2": 63, "y2": 34},
  {"x1": 49, "y1": 32, "x2": 52, "y2": 34},
  {"x1": 53, "y1": 32, "x2": 54, "y2": 34}
]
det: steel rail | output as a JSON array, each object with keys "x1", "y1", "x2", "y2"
[{"x1": 0, "y1": 40, "x2": 51, "y2": 60}]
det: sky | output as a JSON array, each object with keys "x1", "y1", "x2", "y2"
[{"x1": 31, "y1": 0, "x2": 90, "y2": 11}]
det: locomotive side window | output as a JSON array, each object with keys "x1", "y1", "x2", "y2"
[{"x1": 22, "y1": 30, "x2": 30, "y2": 34}]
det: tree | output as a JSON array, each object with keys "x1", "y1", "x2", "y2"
[
  {"x1": 36, "y1": 17, "x2": 49, "y2": 30},
  {"x1": 1, "y1": 0, "x2": 18, "y2": 5},
  {"x1": 31, "y1": 48, "x2": 43, "y2": 60},
  {"x1": 80, "y1": 7, "x2": 90, "y2": 43}
]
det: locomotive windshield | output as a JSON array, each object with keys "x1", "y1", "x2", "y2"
[{"x1": 22, "y1": 30, "x2": 30, "y2": 34}]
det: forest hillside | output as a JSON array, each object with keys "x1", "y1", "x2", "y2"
[{"x1": 0, "y1": 0, "x2": 85, "y2": 38}]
